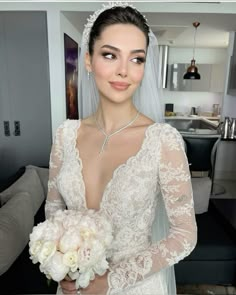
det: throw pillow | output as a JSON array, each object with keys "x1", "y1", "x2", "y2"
[
  {"x1": 0, "y1": 168, "x2": 45, "y2": 215},
  {"x1": 0, "y1": 192, "x2": 34, "y2": 275}
]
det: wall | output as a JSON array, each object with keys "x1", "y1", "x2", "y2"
[
  {"x1": 0, "y1": 1, "x2": 236, "y2": 136},
  {"x1": 215, "y1": 32, "x2": 236, "y2": 180},
  {"x1": 46, "y1": 10, "x2": 83, "y2": 137},
  {"x1": 163, "y1": 47, "x2": 227, "y2": 115},
  {"x1": 0, "y1": 12, "x2": 52, "y2": 180},
  {"x1": 163, "y1": 90, "x2": 222, "y2": 115}
]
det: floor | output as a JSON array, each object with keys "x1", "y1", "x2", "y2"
[{"x1": 177, "y1": 284, "x2": 236, "y2": 295}]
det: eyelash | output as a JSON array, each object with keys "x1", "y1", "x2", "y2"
[
  {"x1": 132, "y1": 57, "x2": 146, "y2": 64},
  {"x1": 101, "y1": 52, "x2": 146, "y2": 64},
  {"x1": 102, "y1": 52, "x2": 116, "y2": 60}
]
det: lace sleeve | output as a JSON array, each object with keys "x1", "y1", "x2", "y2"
[
  {"x1": 107, "y1": 125, "x2": 197, "y2": 294},
  {"x1": 45, "y1": 123, "x2": 66, "y2": 219}
]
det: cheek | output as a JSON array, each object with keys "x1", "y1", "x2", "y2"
[
  {"x1": 91, "y1": 58, "x2": 113, "y2": 80},
  {"x1": 130, "y1": 66, "x2": 145, "y2": 83}
]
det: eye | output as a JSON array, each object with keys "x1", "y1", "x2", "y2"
[
  {"x1": 131, "y1": 57, "x2": 146, "y2": 64},
  {"x1": 102, "y1": 52, "x2": 116, "y2": 60}
]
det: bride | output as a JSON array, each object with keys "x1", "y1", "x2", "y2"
[{"x1": 45, "y1": 2, "x2": 197, "y2": 295}]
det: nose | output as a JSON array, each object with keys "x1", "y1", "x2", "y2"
[{"x1": 116, "y1": 58, "x2": 128, "y2": 78}]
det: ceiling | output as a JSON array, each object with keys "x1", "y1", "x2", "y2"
[
  {"x1": 63, "y1": 10, "x2": 236, "y2": 48},
  {"x1": 147, "y1": 12, "x2": 236, "y2": 48}
]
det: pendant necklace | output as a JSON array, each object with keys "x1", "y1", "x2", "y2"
[{"x1": 95, "y1": 111, "x2": 140, "y2": 154}]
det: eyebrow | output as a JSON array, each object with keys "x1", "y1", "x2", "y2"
[{"x1": 101, "y1": 44, "x2": 146, "y2": 55}]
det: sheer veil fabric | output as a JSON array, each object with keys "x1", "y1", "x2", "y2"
[{"x1": 77, "y1": 3, "x2": 176, "y2": 294}]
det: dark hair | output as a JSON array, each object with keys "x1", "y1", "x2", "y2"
[{"x1": 88, "y1": 6, "x2": 149, "y2": 55}]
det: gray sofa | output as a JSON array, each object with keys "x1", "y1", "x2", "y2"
[{"x1": 0, "y1": 165, "x2": 57, "y2": 294}]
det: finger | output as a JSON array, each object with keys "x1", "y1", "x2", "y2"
[
  {"x1": 64, "y1": 275, "x2": 73, "y2": 281},
  {"x1": 61, "y1": 289, "x2": 78, "y2": 295},
  {"x1": 60, "y1": 280, "x2": 77, "y2": 292}
]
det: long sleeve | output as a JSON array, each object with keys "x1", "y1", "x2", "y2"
[
  {"x1": 45, "y1": 123, "x2": 66, "y2": 219},
  {"x1": 107, "y1": 125, "x2": 197, "y2": 294}
]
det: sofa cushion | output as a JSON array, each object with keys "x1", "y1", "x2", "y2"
[
  {"x1": 0, "y1": 168, "x2": 45, "y2": 215},
  {"x1": 0, "y1": 192, "x2": 34, "y2": 275},
  {"x1": 0, "y1": 167, "x2": 26, "y2": 194},
  {"x1": 26, "y1": 165, "x2": 49, "y2": 196}
]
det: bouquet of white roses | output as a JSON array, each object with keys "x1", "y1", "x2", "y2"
[{"x1": 29, "y1": 209, "x2": 113, "y2": 289}]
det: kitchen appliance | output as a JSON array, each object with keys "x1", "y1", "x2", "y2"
[
  {"x1": 229, "y1": 118, "x2": 236, "y2": 139},
  {"x1": 190, "y1": 107, "x2": 197, "y2": 115},
  {"x1": 165, "y1": 103, "x2": 174, "y2": 116},
  {"x1": 218, "y1": 117, "x2": 231, "y2": 139},
  {"x1": 212, "y1": 104, "x2": 220, "y2": 117}
]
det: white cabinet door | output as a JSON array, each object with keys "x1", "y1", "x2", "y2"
[
  {"x1": 169, "y1": 63, "x2": 212, "y2": 91},
  {"x1": 210, "y1": 64, "x2": 225, "y2": 93},
  {"x1": 191, "y1": 64, "x2": 212, "y2": 91}
]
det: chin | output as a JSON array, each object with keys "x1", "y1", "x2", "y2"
[
  {"x1": 108, "y1": 93, "x2": 133, "y2": 105},
  {"x1": 99, "y1": 89, "x2": 134, "y2": 105}
]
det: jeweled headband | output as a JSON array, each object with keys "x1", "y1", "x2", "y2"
[{"x1": 83, "y1": 1, "x2": 149, "y2": 47}]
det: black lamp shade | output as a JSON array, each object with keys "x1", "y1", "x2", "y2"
[
  {"x1": 183, "y1": 71, "x2": 201, "y2": 80},
  {"x1": 183, "y1": 59, "x2": 201, "y2": 80}
]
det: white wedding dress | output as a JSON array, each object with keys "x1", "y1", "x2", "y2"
[{"x1": 45, "y1": 119, "x2": 197, "y2": 295}]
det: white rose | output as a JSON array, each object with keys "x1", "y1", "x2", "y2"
[
  {"x1": 43, "y1": 220, "x2": 64, "y2": 242},
  {"x1": 63, "y1": 250, "x2": 79, "y2": 272},
  {"x1": 77, "y1": 240, "x2": 103, "y2": 271},
  {"x1": 93, "y1": 257, "x2": 109, "y2": 275},
  {"x1": 29, "y1": 240, "x2": 43, "y2": 263},
  {"x1": 76, "y1": 269, "x2": 94, "y2": 289},
  {"x1": 62, "y1": 211, "x2": 82, "y2": 229},
  {"x1": 68, "y1": 270, "x2": 80, "y2": 280},
  {"x1": 90, "y1": 240, "x2": 105, "y2": 259},
  {"x1": 30, "y1": 221, "x2": 49, "y2": 242},
  {"x1": 40, "y1": 251, "x2": 69, "y2": 282},
  {"x1": 59, "y1": 229, "x2": 81, "y2": 253},
  {"x1": 38, "y1": 241, "x2": 57, "y2": 264}
]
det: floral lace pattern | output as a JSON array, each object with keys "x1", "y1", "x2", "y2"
[{"x1": 45, "y1": 120, "x2": 197, "y2": 295}]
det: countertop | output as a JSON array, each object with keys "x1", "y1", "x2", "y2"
[
  {"x1": 164, "y1": 115, "x2": 220, "y2": 128},
  {"x1": 164, "y1": 115, "x2": 221, "y2": 136}
]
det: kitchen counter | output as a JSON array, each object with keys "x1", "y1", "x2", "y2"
[
  {"x1": 164, "y1": 115, "x2": 220, "y2": 136},
  {"x1": 164, "y1": 115, "x2": 220, "y2": 128}
]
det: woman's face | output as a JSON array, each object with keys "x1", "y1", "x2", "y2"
[{"x1": 86, "y1": 24, "x2": 147, "y2": 105}]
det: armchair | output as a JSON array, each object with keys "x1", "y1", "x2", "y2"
[{"x1": 182, "y1": 134, "x2": 220, "y2": 214}]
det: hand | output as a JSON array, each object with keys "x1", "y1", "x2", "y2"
[
  {"x1": 60, "y1": 275, "x2": 77, "y2": 295},
  {"x1": 80, "y1": 272, "x2": 109, "y2": 295}
]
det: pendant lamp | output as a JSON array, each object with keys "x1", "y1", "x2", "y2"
[{"x1": 183, "y1": 22, "x2": 201, "y2": 80}]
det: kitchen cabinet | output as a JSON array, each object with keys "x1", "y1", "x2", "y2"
[
  {"x1": 169, "y1": 63, "x2": 225, "y2": 92},
  {"x1": 210, "y1": 63, "x2": 226, "y2": 93},
  {"x1": 0, "y1": 12, "x2": 52, "y2": 181},
  {"x1": 227, "y1": 32, "x2": 236, "y2": 95}
]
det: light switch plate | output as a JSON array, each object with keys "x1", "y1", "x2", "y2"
[
  {"x1": 4, "y1": 121, "x2": 10, "y2": 136},
  {"x1": 14, "y1": 121, "x2": 20, "y2": 136}
]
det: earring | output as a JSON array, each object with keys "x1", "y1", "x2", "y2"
[{"x1": 87, "y1": 71, "x2": 90, "y2": 80}]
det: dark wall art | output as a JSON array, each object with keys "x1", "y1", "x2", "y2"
[{"x1": 64, "y1": 33, "x2": 79, "y2": 119}]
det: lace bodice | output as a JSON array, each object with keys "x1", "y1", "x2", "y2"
[{"x1": 45, "y1": 119, "x2": 197, "y2": 294}]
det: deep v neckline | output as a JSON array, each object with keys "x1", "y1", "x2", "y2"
[{"x1": 73, "y1": 119, "x2": 157, "y2": 211}]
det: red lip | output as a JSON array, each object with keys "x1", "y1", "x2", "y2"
[{"x1": 109, "y1": 81, "x2": 130, "y2": 90}]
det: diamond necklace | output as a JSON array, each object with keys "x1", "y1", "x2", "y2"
[{"x1": 95, "y1": 111, "x2": 140, "y2": 154}]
